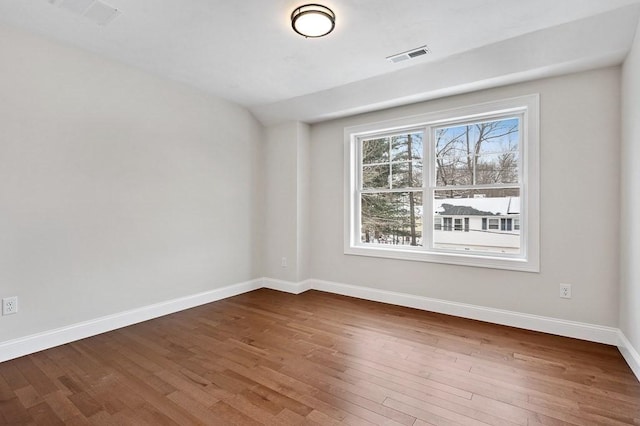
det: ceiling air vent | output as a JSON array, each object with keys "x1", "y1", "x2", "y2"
[
  {"x1": 48, "y1": 0, "x2": 121, "y2": 26},
  {"x1": 386, "y1": 45, "x2": 430, "y2": 63}
]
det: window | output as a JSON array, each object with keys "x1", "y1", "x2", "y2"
[
  {"x1": 359, "y1": 131, "x2": 423, "y2": 246},
  {"x1": 345, "y1": 95, "x2": 540, "y2": 272}
]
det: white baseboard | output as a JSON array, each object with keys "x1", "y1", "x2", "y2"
[
  {"x1": 305, "y1": 277, "x2": 637, "y2": 380},
  {"x1": 262, "y1": 278, "x2": 311, "y2": 294},
  {"x1": 0, "y1": 279, "x2": 263, "y2": 363},
  {"x1": 1, "y1": 276, "x2": 632, "y2": 380},
  {"x1": 618, "y1": 331, "x2": 640, "y2": 381},
  {"x1": 301, "y1": 278, "x2": 619, "y2": 345}
]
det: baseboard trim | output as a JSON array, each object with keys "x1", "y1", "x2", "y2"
[
  {"x1": 618, "y1": 331, "x2": 640, "y2": 381},
  {"x1": 262, "y1": 278, "x2": 311, "y2": 294},
  {"x1": 0, "y1": 279, "x2": 263, "y2": 363},
  {"x1": 290, "y1": 278, "x2": 618, "y2": 345},
  {"x1": 0, "y1": 277, "x2": 627, "y2": 371}
]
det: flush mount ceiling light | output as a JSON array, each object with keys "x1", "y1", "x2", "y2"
[{"x1": 291, "y1": 4, "x2": 335, "y2": 38}]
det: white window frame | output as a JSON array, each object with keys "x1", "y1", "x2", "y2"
[{"x1": 344, "y1": 95, "x2": 540, "y2": 272}]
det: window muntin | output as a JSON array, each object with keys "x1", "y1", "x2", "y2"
[
  {"x1": 345, "y1": 95, "x2": 539, "y2": 272},
  {"x1": 359, "y1": 131, "x2": 424, "y2": 247}
]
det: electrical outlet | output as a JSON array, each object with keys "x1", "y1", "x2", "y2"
[
  {"x1": 559, "y1": 283, "x2": 571, "y2": 299},
  {"x1": 2, "y1": 297, "x2": 18, "y2": 315},
  {"x1": 281, "y1": 257, "x2": 287, "y2": 268}
]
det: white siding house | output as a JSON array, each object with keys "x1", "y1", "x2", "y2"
[{"x1": 434, "y1": 197, "x2": 520, "y2": 253}]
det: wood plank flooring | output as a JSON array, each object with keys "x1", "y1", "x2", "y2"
[{"x1": 1, "y1": 289, "x2": 639, "y2": 425}]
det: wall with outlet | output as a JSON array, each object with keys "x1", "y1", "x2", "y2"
[
  {"x1": 0, "y1": 16, "x2": 634, "y2": 368},
  {"x1": 308, "y1": 67, "x2": 621, "y2": 327},
  {"x1": 262, "y1": 121, "x2": 310, "y2": 282},
  {"x1": 620, "y1": 19, "x2": 640, "y2": 361},
  {"x1": 2, "y1": 297, "x2": 18, "y2": 316},
  {"x1": 559, "y1": 284, "x2": 572, "y2": 299},
  {"x1": 0, "y1": 23, "x2": 264, "y2": 342}
]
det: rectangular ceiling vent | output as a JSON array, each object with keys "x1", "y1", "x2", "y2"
[
  {"x1": 386, "y1": 45, "x2": 430, "y2": 64},
  {"x1": 48, "y1": 0, "x2": 120, "y2": 26}
]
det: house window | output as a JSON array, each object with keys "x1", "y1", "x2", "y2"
[
  {"x1": 501, "y1": 218, "x2": 513, "y2": 231},
  {"x1": 345, "y1": 95, "x2": 540, "y2": 272}
]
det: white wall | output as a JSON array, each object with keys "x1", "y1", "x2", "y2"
[
  {"x1": 0, "y1": 24, "x2": 264, "y2": 343},
  {"x1": 263, "y1": 122, "x2": 310, "y2": 282},
  {"x1": 309, "y1": 67, "x2": 621, "y2": 326},
  {"x1": 296, "y1": 123, "x2": 311, "y2": 281},
  {"x1": 0, "y1": 17, "x2": 630, "y2": 360},
  {"x1": 621, "y1": 22, "x2": 640, "y2": 357}
]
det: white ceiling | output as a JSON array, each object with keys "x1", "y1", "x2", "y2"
[{"x1": 1, "y1": 0, "x2": 639, "y2": 124}]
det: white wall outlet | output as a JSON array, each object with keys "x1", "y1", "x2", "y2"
[
  {"x1": 281, "y1": 257, "x2": 287, "y2": 268},
  {"x1": 2, "y1": 296, "x2": 18, "y2": 315},
  {"x1": 559, "y1": 283, "x2": 572, "y2": 299}
]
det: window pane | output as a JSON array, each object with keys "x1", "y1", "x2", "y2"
[
  {"x1": 362, "y1": 138, "x2": 389, "y2": 164},
  {"x1": 362, "y1": 164, "x2": 390, "y2": 189},
  {"x1": 361, "y1": 192, "x2": 423, "y2": 246},
  {"x1": 435, "y1": 117, "x2": 520, "y2": 187},
  {"x1": 363, "y1": 132, "x2": 424, "y2": 190},
  {"x1": 433, "y1": 189, "x2": 521, "y2": 254}
]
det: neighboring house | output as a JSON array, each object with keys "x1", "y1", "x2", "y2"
[{"x1": 434, "y1": 196, "x2": 520, "y2": 253}]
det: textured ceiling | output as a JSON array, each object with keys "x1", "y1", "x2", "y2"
[{"x1": 0, "y1": 0, "x2": 639, "y2": 124}]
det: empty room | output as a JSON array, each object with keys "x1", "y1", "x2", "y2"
[{"x1": 1, "y1": 0, "x2": 640, "y2": 424}]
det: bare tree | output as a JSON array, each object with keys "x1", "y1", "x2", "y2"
[{"x1": 436, "y1": 120, "x2": 519, "y2": 189}]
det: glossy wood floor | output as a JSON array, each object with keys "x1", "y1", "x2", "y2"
[{"x1": 1, "y1": 289, "x2": 639, "y2": 425}]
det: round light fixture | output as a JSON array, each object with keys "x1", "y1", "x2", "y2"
[{"x1": 291, "y1": 4, "x2": 335, "y2": 38}]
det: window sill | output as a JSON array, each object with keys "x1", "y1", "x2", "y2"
[{"x1": 345, "y1": 245, "x2": 539, "y2": 272}]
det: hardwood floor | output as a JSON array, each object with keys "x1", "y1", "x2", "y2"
[{"x1": 1, "y1": 289, "x2": 639, "y2": 425}]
